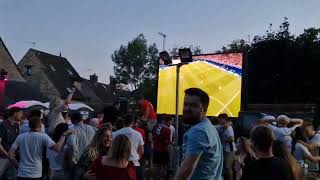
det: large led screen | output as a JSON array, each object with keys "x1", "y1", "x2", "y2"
[{"x1": 157, "y1": 53, "x2": 242, "y2": 117}]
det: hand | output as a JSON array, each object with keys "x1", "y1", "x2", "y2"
[
  {"x1": 83, "y1": 170, "x2": 96, "y2": 180},
  {"x1": 63, "y1": 129, "x2": 76, "y2": 136}
]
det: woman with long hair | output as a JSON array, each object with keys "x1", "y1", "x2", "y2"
[
  {"x1": 84, "y1": 134, "x2": 136, "y2": 180},
  {"x1": 273, "y1": 140, "x2": 302, "y2": 180},
  {"x1": 291, "y1": 127, "x2": 320, "y2": 176},
  {"x1": 233, "y1": 137, "x2": 256, "y2": 180},
  {"x1": 72, "y1": 124, "x2": 113, "y2": 179}
]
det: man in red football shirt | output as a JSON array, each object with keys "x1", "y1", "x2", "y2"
[
  {"x1": 152, "y1": 115, "x2": 171, "y2": 180},
  {"x1": 138, "y1": 96, "x2": 157, "y2": 131}
]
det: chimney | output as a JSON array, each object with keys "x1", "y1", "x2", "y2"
[{"x1": 90, "y1": 73, "x2": 98, "y2": 83}]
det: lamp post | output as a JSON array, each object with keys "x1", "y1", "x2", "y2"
[{"x1": 158, "y1": 32, "x2": 166, "y2": 51}]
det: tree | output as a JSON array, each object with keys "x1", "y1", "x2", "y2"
[{"x1": 111, "y1": 34, "x2": 159, "y2": 91}]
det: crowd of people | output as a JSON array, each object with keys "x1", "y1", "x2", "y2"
[
  {"x1": 1, "y1": 86, "x2": 320, "y2": 180},
  {"x1": 194, "y1": 53, "x2": 242, "y2": 68}
]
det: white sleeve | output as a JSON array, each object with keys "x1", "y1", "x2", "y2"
[
  {"x1": 267, "y1": 124, "x2": 278, "y2": 132},
  {"x1": 43, "y1": 134, "x2": 55, "y2": 148},
  {"x1": 288, "y1": 125, "x2": 299, "y2": 133},
  {"x1": 10, "y1": 135, "x2": 20, "y2": 150},
  {"x1": 225, "y1": 126, "x2": 235, "y2": 138},
  {"x1": 301, "y1": 144, "x2": 311, "y2": 157},
  {"x1": 138, "y1": 133, "x2": 144, "y2": 146}
]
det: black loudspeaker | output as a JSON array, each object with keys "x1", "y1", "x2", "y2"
[
  {"x1": 159, "y1": 51, "x2": 172, "y2": 65},
  {"x1": 179, "y1": 48, "x2": 193, "y2": 63}
]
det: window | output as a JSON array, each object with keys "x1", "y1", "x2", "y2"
[
  {"x1": 49, "y1": 65, "x2": 56, "y2": 71},
  {"x1": 66, "y1": 88, "x2": 72, "y2": 93},
  {"x1": 25, "y1": 65, "x2": 32, "y2": 76},
  {"x1": 67, "y1": 69, "x2": 73, "y2": 75}
]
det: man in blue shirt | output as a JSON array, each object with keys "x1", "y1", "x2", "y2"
[{"x1": 174, "y1": 88, "x2": 223, "y2": 180}]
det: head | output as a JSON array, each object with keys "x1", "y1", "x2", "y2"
[
  {"x1": 70, "y1": 112, "x2": 83, "y2": 124},
  {"x1": 236, "y1": 137, "x2": 253, "y2": 155},
  {"x1": 53, "y1": 123, "x2": 69, "y2": 142},
  {"x1": 304, "y1": 122, "x2": 315, "y2": 137},
  {"x1": 250, "y1": 126, "x2": 275, "y2": 155},
  {"x1": 114, "y1": 117, "x2": 124, "y2": 130},
  {"x1": 87, "y1": 125, "x2": 113, "y2": 160},
  {"x1": 89, "y1": 118, "x2": 100, "y2": 128},
  {"x1": 113, "y1": 100, "x2": 120, "y2": 110},
  {"x1": 8, "y1": 107, "x2": 23, "y2": 122},
  {"x1": 123, "y1": 114, "x2": 134, "y2": 127},
  {"x1": 108, "y1": 134, "x2": 131, "y2": 161},
  {"x1": 138, "y1": 96, "x2": 145, "y2": 105},
  {"x1": 28, "y1": 110, "x2": 43, "y2": 120},
  {"x1": 161, "y1": 114, "x2": 172, "y2": 127},
  {"x1": 97, "y1": 112, "x2": 104, "y2": 120},
  {"x1": 277, "y1": 115, "x2": 290, "y2": 127},
  {"x1": 218, "y1": 113, "x2": 228, "y2": 125},
  {"x1": 29, "y1": 116, "x2": 42, "y2": 131},
  {"x1": 49, "y1": 96, "x2": 62, "y2": 111},
  {"x1": 183, "y1": 88, "x2": 209, "y2": 125}
]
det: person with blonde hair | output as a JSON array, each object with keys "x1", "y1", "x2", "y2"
[
  {"x1": 72, "y1": 124, "x2": 112, "y2": 179},
  {"x1": 84, "y1": 134, "x2": 136, "y2": 180},
  {"x1": 234, "y1": 137, "x2": 256, "y2": 180}
]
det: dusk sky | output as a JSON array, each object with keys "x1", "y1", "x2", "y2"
[{"x1": 1, "y1": 0, "x2": 320, "y2": 83}]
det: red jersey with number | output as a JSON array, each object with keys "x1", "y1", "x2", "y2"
[
  {"x1": 153, "y1": 124, "x2": 171, "y2": 152},
  {"x1": 140, "y1": 100, "x2": 157, "y2": 121}
]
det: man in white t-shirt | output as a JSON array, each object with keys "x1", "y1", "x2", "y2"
[
  {"x1": 113, "y1": 114, "x2": 144, "y2": 180},
  {"x1": 8, "y1": 117, "x2": 73, "y2": 179},
  {"x1": 215, "y1": 113, "x2": 236, "y2": 180},
  {"x1": 261, "y1": 115, "x2": 303, "y2": 152}
]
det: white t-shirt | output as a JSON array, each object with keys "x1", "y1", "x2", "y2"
[
  {"x1": 307, "y1": 133, "x2": 320, "y2": 171},
  {"x1": 215, "y1": 125, "x2": 236, "y2": 152},
  {"x1": 113, "y1": 127, "x2": 144, "y2": 166},
  {"x1": 11, "y1": 132, "x2": 55, "y2": 178},
  {"x1": 293, "y1": 142, "x2": 311, "y2": 165},
  {"x1": 268, "y1": 124, "x2": 299, "y2": 151},
  {"x1": 169, "y1": 125, "x2": 175, "y2": 143},
  {"x1": 47, "y1": 146, "x2": 67, "y2": 171}
]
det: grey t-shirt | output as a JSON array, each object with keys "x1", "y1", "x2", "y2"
[
  {"x1": 66, "y1": 123, "x2": 97, "y2": 164},
  {"x1": 215, "y1": 125, "x2": 236, "y2": 152},
  {"x1": 11, "y1": 132, "x2": 55, "y2": 178},
  {"x1": 307, "y1": 133, "x2": 320, "y2": 171},
  {"x1": 293, "y1": 142, "x2": 311, "y2": 166},
  {"x1": 48, "y1": 104, "x2": 68, "y2": 134}
]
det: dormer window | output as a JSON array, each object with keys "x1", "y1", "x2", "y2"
[{"x1": 25, "y1": 65, "x2": 32, "y2": 76}]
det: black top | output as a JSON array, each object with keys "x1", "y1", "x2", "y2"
[
  {"x1": 241, "y1": 156, "x2": 293, "y2": 180},
  {"x1": 103, "y1": 106, "x2": 120, "y2": 125},
  {"x1": 0, "y1": 120, "x2": 20, "y2": 158}
]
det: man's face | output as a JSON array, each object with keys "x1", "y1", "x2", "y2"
[
  {"x1": 97, "y1": 113, "x2": 104, "y2": 120},
  {"x1": 218, "y1": 118, "x2": 227, "y2": 125},
  {"x1": 14, "y1": 111, "x2": 24, "y2": 122},
  {"x1": 305, "y1": 126, "x2": 314, "y2": 137},
  {"x1": 182, "y1": 95, "x2": 204, "y2": 125}
]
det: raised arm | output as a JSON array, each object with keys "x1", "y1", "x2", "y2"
[{"x1": 290, "y1": 118, "x2": 303, "y2": 126}]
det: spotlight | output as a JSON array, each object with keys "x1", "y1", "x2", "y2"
[{"x1": 179, "y1": 48, "x2": 193, "y2": 63}]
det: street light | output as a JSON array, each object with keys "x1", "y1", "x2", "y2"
[
  {"x1": 159, "y1": 48, "x2": 193, "y2": 170},
  {"x1": 158, "y1": 32, "x2": 167, "y2": 51}
]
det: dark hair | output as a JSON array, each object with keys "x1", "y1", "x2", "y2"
[
  {"x1": 29, "y1": 117, "x2": 42, "y2": 130},
  {"x1": 53, "y1": 123, "x2": 69, "y2": 142},
  {"x1": 123, "y1": 114, "x2": 134, "y2": 126},
  {"x1": 115, "y1": 117, "x2": 124, "y2": 130},
  {"x1": 160, "y1": 114, "x2": 172, "y2": 123},
  {"x1": 218, "y1": 113, "x2": 228, "y2": 119},
  {"x1": 8, "y1": 107, "x2": 22, "y2": 117},
  {"x1": 28, "y1": 110, "x2": 42, "y2": 119},
  {"x1": 291, "y1": 127, "x2": 307, "y2": 154},
  {"x1": 71, "y1": 112, "x2": 82, "y2": 124},
  {"x1": 61, "y1": 111, "x2": 68, "y2": 119},
  {"x1": 251, "y1": 126, "x2": 275, "y2": 152},
  {"x1": 184, "y1": 88, "x2": 210, "y2": 112}
]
